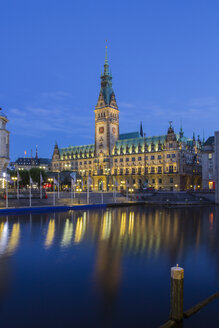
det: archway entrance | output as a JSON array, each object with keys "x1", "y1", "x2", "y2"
[{"x1": 98, "y1": 179, "x2": 103, "y2": 191}]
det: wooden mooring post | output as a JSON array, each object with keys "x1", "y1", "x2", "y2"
[
  {"x1": 170, "y1": 264, "x2": 184, "y2": 322},
  {"x1": 160, "y1": 264, "x2": 219, "y2": 328}
]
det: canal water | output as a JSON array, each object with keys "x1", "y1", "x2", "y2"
[{"x1": 0, "y1": 206, "x2": 219, "y2": 327}]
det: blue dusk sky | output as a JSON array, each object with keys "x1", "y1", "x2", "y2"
[{"x1": 1, "y1": 0, "x2": 219, "y2": 160}]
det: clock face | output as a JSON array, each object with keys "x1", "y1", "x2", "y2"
[
  {"x1": 99, "y1": 127, "x2": 104, "y2": 134},
  {"x1": 112, "y1": 127, "x2": 116, "y2": 134}
]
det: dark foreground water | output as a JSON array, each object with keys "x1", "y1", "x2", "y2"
[{"x1": 0, "y1": 206, "x2": 219, "y2": 327}]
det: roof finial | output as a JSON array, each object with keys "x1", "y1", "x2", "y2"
[
  {"x1": 105, "y1": 39, "x2": 108, "y2": 64},
  {"x1": 179, "y1": 119, "x2": 184, "y2": 138},
  {"x1": 140, "y1": 121, "x2": 143, "y2": 137}
]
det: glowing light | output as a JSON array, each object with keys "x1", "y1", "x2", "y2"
[
  {"x1": 100, "y1": 212, "x2": 112, "y2": 240},
  {"x1": 7, "y1": 223, "x2": 20, "y2": 254},
  {"x1": 120, "y1": 212, "x2": 126, "y2": 237},
  {"x1": 0, "y1": 222, "x2": 9, "y2": 255},
  {"x1": 45, "y1": 219, "x2": 55, "y2": 248},
  {"x1": 61, "y1": 219, "x2": 73, "y2": 247},
  {"x1": 74, "y1": 214, "x2": 86, "y2": 244},
  {"x1": 209, "y1": 212, "x2": 214, "y2": 227},
  {"x1": 128, "y1": 212, "x2": 134, "y2": 235}
]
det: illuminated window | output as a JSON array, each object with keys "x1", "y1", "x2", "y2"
[
  {"x1": 209, "y1": 181, "x2": 214, "y2": 190},
  {"x1": 158, "y1": 166, "x2": 162, "y2": 173},
  {"x1": 209, "y1": 153, "x2": 213, "y2": 159}
]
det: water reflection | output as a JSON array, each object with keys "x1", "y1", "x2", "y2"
[
  {"x1": 45, "y1": 219, "x2": 55, "y2": 248},
  {"x1": 61, "y1": 219, "x2": 73, "y2": 247},
  {"x1": 0, "y1": 222, "x2": 9, "y2": 255},
  {"x1": 0, "y1": 207, "x2": 218, "y2": 261},
  {"x1": 74, "y1": 212, "x2": 86, "y2": 244},
  {"x1": 7, "y1": 223, "x2": 20, "y2": 255},
  {"x1": 0, "y1": 206, "x2": 218, "y2": 327}
]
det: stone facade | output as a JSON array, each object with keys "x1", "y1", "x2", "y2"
[
  {"x1": 201, "y1": 136, "x2": 215, "y2": 190},
  {"x1": 51, "y1": 50, "x2": 202, "y2": 191},
  {"x1": 0, "y1": 109, "x2": 10, "y2": 187}
]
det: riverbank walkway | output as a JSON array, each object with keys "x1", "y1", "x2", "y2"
[{"x1": 0, "y1": 191, "x2": 214, "y2": 215}]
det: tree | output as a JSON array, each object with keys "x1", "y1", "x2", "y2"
[{"x1": 29, "y1": 168, "x2": 47, "y2": 186}]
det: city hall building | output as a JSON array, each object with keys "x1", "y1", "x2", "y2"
[{"x1": 51, "y1": 48, "x2": 202, "y2": 191}]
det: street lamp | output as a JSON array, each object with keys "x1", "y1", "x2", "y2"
[{"x1": 12, "y1": 176, "x2": 17, "y2": 189}]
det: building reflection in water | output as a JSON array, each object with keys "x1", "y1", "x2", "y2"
[
  {"x1": 101, "y1": 211, "x2": 112, "y2": 240},
  {"x1": 0, "y1": 222, "x2": 9, "y2": 255},
  {"x1": 7, "y1": 223, "x2": 20, "y2": 255},
  {"x1": 61, "y1": 219, "x2": 73, "y2": 247},
  {"x1": 45, "y1": 219, "x2": 55, "y2": 248},
  {"x1": 0, "y1": 206, "x2": 218, "y2": 325},
  {"x1": 74, "y1": 212, "x2": 86, "y2": 244},
  {"x1": 0, "y1": 221, "x2": 20, "y2": 256}
]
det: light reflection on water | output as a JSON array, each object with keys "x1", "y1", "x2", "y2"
[{"x1": 0, "y1": 206, "x2": 218, "y2": 327}]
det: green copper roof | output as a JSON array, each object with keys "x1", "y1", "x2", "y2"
[
  {"x1": 59, "y1": 144, "x2": 94, "y2": 159},
  {"x1": 113, "y1": 134, "x2": 195, "y2": 155},
  {"x1": 100, "y1": 46, "x2": 114, "y2": 105},
  {"x1": 119, "y1": 132, "x2": 140, "y2": 140}
]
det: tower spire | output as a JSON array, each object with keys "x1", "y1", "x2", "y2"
[
  {"x1": 104, "y1": 40, "x2": 109, "y2": 75},
  {"x1": 105, "y1": 40, "x2": 108, "y2": 64},
  {"x1": 179, "y1": 119, "x2": 184, "y2": 138},
  {"x1": 140, "y1": 121, "x2": 143, "y2": 137}
]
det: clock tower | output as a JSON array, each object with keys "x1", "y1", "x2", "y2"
[{"x1": 94, "y1": 45, "x2": 119, "y2": 158}]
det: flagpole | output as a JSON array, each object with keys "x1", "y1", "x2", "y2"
[
  {"x1": 40, "y1": 175, "x2": 42, "y2": 200},
  {"x1": 17, "y1": 171, "x2": 19, "y2": 200},
  {"x1": 115, "y1": 180, "x2": 117, "y2": 204},
  {"x1": 71, "y1": 178, "x2": 73, "y2": 204},
  {"x1": 6, "y1": 175, "x2": 8, "y2": 208},
  {"x1": 101, "y1": 182, "x2": 103, "y2": 204},
  {"x1": 53, "y1": 180, "x2": 55, "y2": 206},
  {"x1": 58, "y1": 172, "x2": 60, "y2": 199},
  {"x1": 29, "y1": 176, "x2": 32, "y2": 207},
  {"x1": 87, "y1": 179, "x2": 89, "y2": 204}
]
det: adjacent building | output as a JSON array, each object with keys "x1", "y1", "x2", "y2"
[
  {"x1": 0, "y1": 108, "x2": 10, "y2": 187},
  {"x1": 202, "y1": 136, "x2": 215, "y2": 190},
  {"x1": 14, "y1": 148, "x2": 51, "y2": 171},
  {"x1": 52, "y1": 47, "x2": 202, "y2": 191}
]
